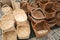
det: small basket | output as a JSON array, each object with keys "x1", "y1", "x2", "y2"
[
  {"x1": 1, "y1": 4, "x2": 13, "y2": 15},
  {"x1": 1, "y1": 14, "x2": 15, "y2": 32},
  {"x1": 44, "y1": 2, "x2": 56, "y2": 19},
  {"x1": 2, "y1": 30, "x2": 17, "y2": 40},
  {"x1": 17, "y1": 20, "x2": 30, "y2": 39}
]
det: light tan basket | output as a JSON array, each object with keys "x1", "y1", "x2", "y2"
[
  {"x1": 1, "y1": 4, "x2": 13, "y2": 15},
  {"x1": 11, "y1": 0, "x2": 30, "y2": 39},
  {"x1": 1, "y1": 13, "x2": 15, "y2": 31},
  {"x1": 2, "y1": 30, "x2": 17, "y2": 40},
  {"x1": 17, "y1": 20, "x2": 30, "y2": 39},
  {"x1": 1, "y1": 13, "x2": 17, "y2": 40}
]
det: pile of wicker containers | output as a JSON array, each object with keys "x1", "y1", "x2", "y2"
[{"x1": 0, "y1": 0, "x2": 60, "y2": 40}]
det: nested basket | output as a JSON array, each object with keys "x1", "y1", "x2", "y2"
[
  {"x1": 27, "y1": 5, "x2": 50, "y2": 38},
  {"x1": 0, "y1": 13, "x2": 17, "y2": 40},
  {"x1": 28, "y1": 14, "x2": 50, "y2": 38},
  {"x1": 11, "y1": 0, "x2": 30, "y2": 39},
  {"x1": 44, "y1": 2, "x2": 56, "y2": 19}
]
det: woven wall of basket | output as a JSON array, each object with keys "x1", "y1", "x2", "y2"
[{"x1": 0, "y1": 0, "x2": 60, "y2": 40}]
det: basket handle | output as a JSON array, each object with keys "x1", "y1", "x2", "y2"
[
  {"x1": 11, "y1": 0, "x2": 20, "y2": 10},
  {"x1": 2, "y1": 4, "x2": 9, "y2": 8}
]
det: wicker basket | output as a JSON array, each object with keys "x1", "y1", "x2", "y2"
[
  {"x1": 44, "y1": 2, "x2": 56, "y2": 19},
  {"x1": 11, "y1": 0, "x2": 30, "y2": 39},
  {"x1": 1, "y1": 4, "x2": 13, "y2": 15},
  {"x1": 2, "y1": 30, "x2": 17, "y2": 40},
  {"x1": 1, "y1": 14, "x2": 15, "y2": 31}
]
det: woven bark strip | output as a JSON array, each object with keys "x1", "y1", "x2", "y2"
[
  {"x1": 44, "y1": 2, "x2": 56, "y2": 19},
  {"x1": 11, "y1": 0, "x2": 30, "y2": 39},
  {"x1": 1, "y1": 4, "x2": 13, "y2": 15},
  {"x1": 2, "y1": 30, "x2": 17, "y2": 40},
  {"x1": 56, "y1": 11, "x2": 60, "y2": 26},
  {"x1": 34, "y1": 0, "x2": 50, "y2": 9},
  {"x1": 53, "y1": 1, "x2": 60, "y2": 11},
  {"x1": 46, "y1": 18, "x2": 56, "y2": 27}
]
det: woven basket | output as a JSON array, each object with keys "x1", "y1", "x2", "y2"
[
  {"x1": 1, "y1": 14, "x2": 15, "y2": 31},
  {"x1": 1, "y1": 4, "x2": 13, "y2": 15},
  {"x1": 44, "y1": 2, "x2": 56, "y2": 19},
  {"x1": 17, "y1": 20, "x2": 30, "y2": 39},
  {"x1": 28, "y1": 12, "x2": 50, "y2": 38},
  {"x1": 11, "y1": 0, "x2": 30, "y2": 39},
  {"x1": 27, "y1": 5, "x2": 45, "y2": 19},
  {"x1": 2, "y1": 30, "x2": 17, "y2": 40}
]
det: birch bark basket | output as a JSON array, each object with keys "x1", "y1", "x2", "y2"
[
  {"x1": 11, "y1": 0, "x2": 30, "y2": 39},
  {"x1": 1, "y1": 13, "x2": 17, "y2": 40},
  {"x1": 1, "y1": 4, "x2": 13, "y2": 15}
]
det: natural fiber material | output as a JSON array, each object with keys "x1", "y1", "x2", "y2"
[
  {"x1": 1, "y1": 4, "x2": 13, "y2": 15},
  {"x1": 20, "y1": 2, "x2": 29, "y2": 13},
  {"x1": 44, "y1": 2, "x2": 56, "y2": 19},
  {"x1": 34, "y1": 21, "x2": 50, "y2": 37},
  {"x1": 34, "y1": 0, "x2": 50, "y2": 9},
  {"x1": 32, "y1": 20, "x2": 50, "y2": 37},
  {"x1": 0, "y1": 0, "x2": 11, "y2": 6},
  {"x1": 28, "y1": 13, "x2": 50, "y2": 38},
  {"x1": 12, "y1": 1, "x2": 30, "y2": 39},
  {"x1": 31, "y1": 8, "x2": 45, "y2": 19},
  {"x1": 53, "y1": 1, "x2": 60, "y2": 11},
  {"x1": 27, "y1": 5, "x2": 45, "y2": 20},
  {"x1": 13, "y1": 9, "x2": 27, "y2": 22},
  {"x1": 2, "y1": 30, "x2": 17, "y2": 40},
  {"x1": 17, "y1": 20, "x2": 30, "y2": 39},
  {"x1": 56, "y1": 11, "x2": 60, "y2": 26},
  {"x1": 1, "y1": 14, "x2": 15, "y2": 31},
  {"x1": 46, "y1": 18, "x2": 56, "y2": 27}
]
